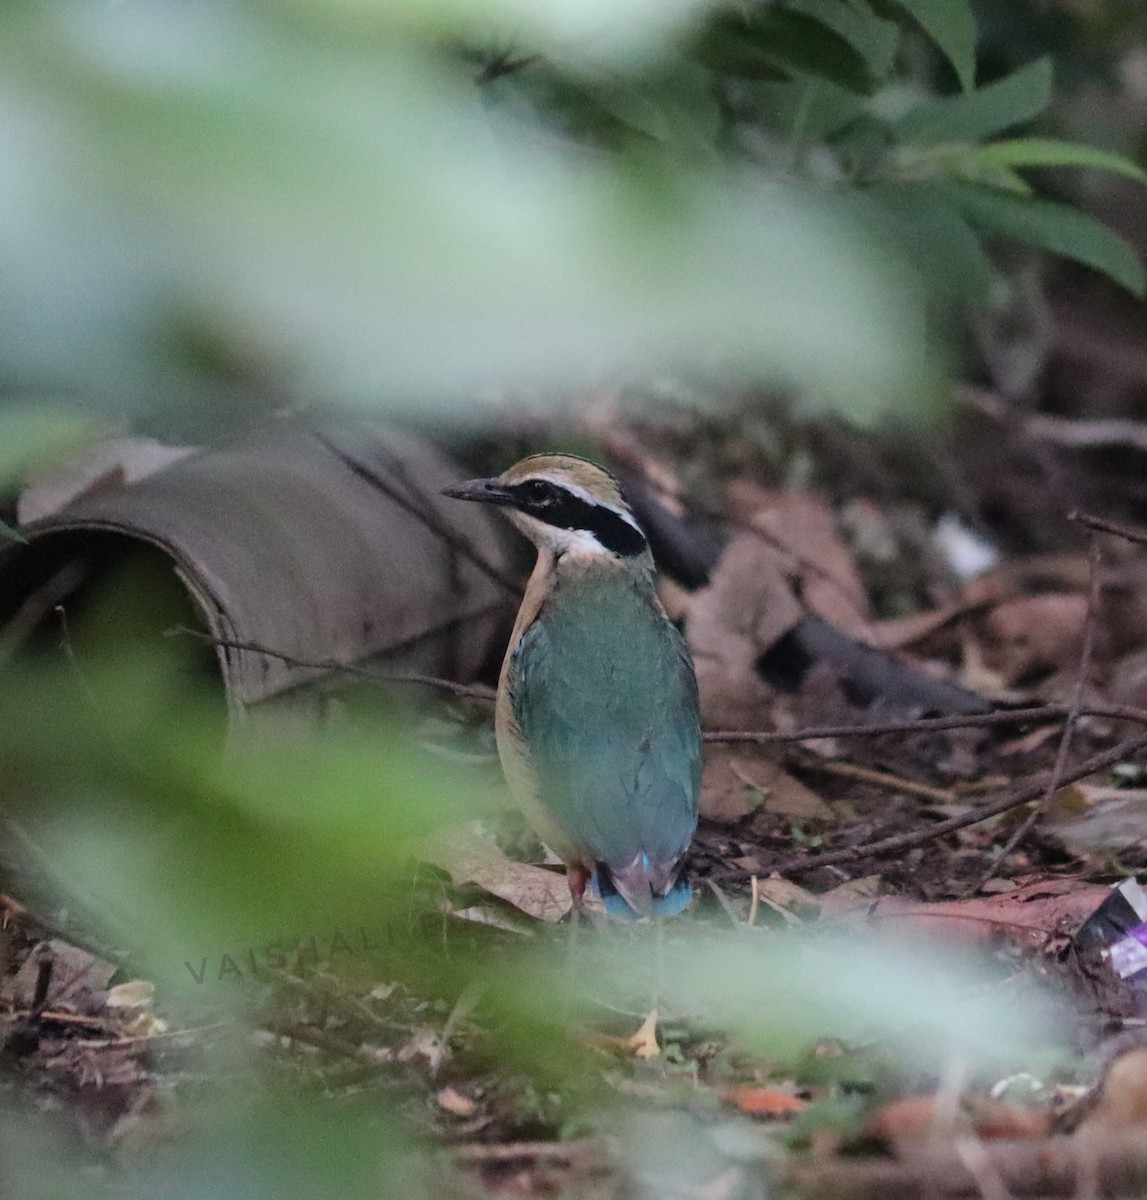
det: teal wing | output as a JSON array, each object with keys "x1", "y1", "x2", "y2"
[{"x1": 507, "y1": 577, "x2": 702, "y2": 887}]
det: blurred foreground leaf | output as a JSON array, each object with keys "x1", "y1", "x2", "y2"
[
  {"x1": 0, "y1": 1, "x2": 924, "y2": 423},
  {"x1": 946, "y1": 183, "x2": 1146, "y2": 295},
  {"x1": 888, "y1": 0, "x2": 977, "y2": 92},
  {"x1": 897, "y1": 58, "x2": 1052, "y2": 145}
]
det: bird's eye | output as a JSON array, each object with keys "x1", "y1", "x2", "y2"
[{"x1": 522, "y1": 479, "x2": 551, "y2": 503}]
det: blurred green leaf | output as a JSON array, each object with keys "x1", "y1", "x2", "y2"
[
  {"x1": 284, "y1": 0, "x2": 716, "y2": 64},
  {"x1": 962, "y1": 136, "x2": 1147, "y2": 182},
  {"x1": 890, "y1": 143, "x2": 1034, "y2": 193},
  {"x1": 787, "y1": 0, "x2": 901, "y2": 81},
  {"x1": 860, "y1": 184, "x2": 993, "y2": 304},
  {"x1": 0, "y1": 655, "x2": 500, "y2": 991},
  {"x1": 0, "y1": 518, "x2": 26, "y2": 543},
  {"x1": 943, "y1": 182, "x2": 1146, "y2": 295},
  {"x1": 888, "y1": 0, "x2": 977, "y2": 91},
  {"x1": 748, "y1": 77, "x2": 868, "y2": 143},
  {"x1": 0, "y1": 1, "x2": 923, "y2": 423},
  {"x1": 897, "y1": 57, "x2": 1052, "y2": 145},
  {"x1": 0, "y1": 403, "x2": 99, "y2": 489},
  {"x1": 693, "y1": 7, "x2": 877, "y2": 94}
]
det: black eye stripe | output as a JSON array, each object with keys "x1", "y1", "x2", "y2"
[{"x1": 506, "y1": 481, "x2": 647, "y2": 557}]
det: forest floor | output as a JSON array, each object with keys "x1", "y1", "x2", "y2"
[{"x1": 6, "y1": 263, "x2": 1147, "y2": 1197}]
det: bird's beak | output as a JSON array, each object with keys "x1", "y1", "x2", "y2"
[{"x1": 440, "y1": 477, "x2": 515, "y2": 506}]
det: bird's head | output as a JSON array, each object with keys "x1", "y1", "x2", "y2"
[{"x1": 442, "y1": 454, "x2": 649, "y2": 560}]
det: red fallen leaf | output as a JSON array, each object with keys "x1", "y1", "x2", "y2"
[
  {"x1": 868, "y1": 1095, "x2": 941, "y2": 1143},
  {"x1": 723, "y1": 1086, "x2": 808, "y2": 1117},
  {"x1": 829, "y1": 878, "x2": 1110, "y2": 950},
  {"x1": 869, "y1": 1095, "x2": 1051, "y2": 1144},
  {"x1": 966, "y1": 1098, "x2": 1052, "y2": 1140}
]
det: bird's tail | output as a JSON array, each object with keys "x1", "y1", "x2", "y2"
[{"x1": 594, "y1": 854, "x2": 692, "y2": 920}]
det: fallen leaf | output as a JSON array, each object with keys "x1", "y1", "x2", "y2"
[
  {"x1": 816, "y1": 875, "x2": 881, "y2": 919},
  {"x1": 701, "y1": 745, "x2": 830, "y2": 822},
  {"x1": 727, "y1": 483, "x2": 871, "y2": 639},
  {"x1": 867, "y1": 604, "x2": 969, "y2": 650},
  {"x1": 437, "y1": 1086, "x2": 479, "y2": 1118},
  {"x1": 1081, "y1": 1047, "x2": 1147, "y2": 1134},
  {"x1": 687, "y1": 534, "x2": 803, "y2": 731},
  {"x1": 965, "y1": 1097, "x2": 1052, "y2": 1140},
  {"x1": 397, "y1": 1028, "x2": 449, "y2": 1073},
  {"x1": 423, "y1": 823, "x2": 600, "y2": 922},
  {"x1": 9, "y1": 940, "x2": 116, "y2": 1009},
  {"x1": 981, "y1": 593, "x2": 1089, "y2": 684},
  {"x1": 723, "y1": 1086, "x2": 807, "y2": 1118},
  {"x1": 105, "y1": 980, "x2": 155, "y2": 1009},
  {"x1": 443, "y1": 902, "x2": 535, "y2": 935},
  {"x1": 629, "y1": 1010, "x2": 661, "y2": 1060},
  {"x1": 868, "y1": 1095, "x2": 944, "y2": 1143},
  {"x1": 827, "y1": 879, "x2": 1109, "y2": 949},
  {"x1": 868, "y1": 1095, "x2": 1050, "y2": 1144},
  {"x1": 752, "y1": 875, "x2": 818, "y2": 926}
]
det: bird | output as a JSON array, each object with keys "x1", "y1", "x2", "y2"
[{"x1": 442, "y1": 454, "x2": 702, "y2": 919}]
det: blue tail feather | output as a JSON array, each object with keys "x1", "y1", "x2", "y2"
[{"x1": 593, "y1": 867, "x2": 692, "y2": 919}]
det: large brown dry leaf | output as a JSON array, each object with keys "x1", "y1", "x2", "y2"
[
  {"x1": 829, "y1": 878, "x2": 1108, "y2": 950},
  {"x1": 1046, "y1": 784, "x2": 1147, "y2": 856},
  {"x1": 701, "y1": 744, "x2": 832, "y2": 821},
  {"x1": 687, "y1": 533, "x2": 802, "y2": 730},
  {"x1": 423, "y1": 823, "x2": 587, "y2": 923},
  {"x1": 979, "y1": 592, "x2": 1088, "y2": 684},
  {"x1": 7, "y1": 940, "x2": 117, "y2": 1008},
  {"x1": 726, "y1": 482, "x2": 872, "y2": 639}
]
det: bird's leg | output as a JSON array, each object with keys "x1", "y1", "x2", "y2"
[
  {"x1": 649, "y1": 917, "x2": 666, "y2": 1013},
  {"x1": 568, "y1": 863, "x2": 590, "y2": 911},
  {"x1": 563, "y1": 865, "x2": 590, "y2": 1019}
]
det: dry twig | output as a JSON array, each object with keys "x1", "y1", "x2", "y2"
[
  {"x1": 768, "y1": 729, "x2": 1147, "y2": 877},
  {"x1": 969, "y1": 535, "x2": 1102, "y2": 892}
]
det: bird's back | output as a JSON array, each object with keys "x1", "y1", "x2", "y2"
[{"x1": 501, "y1": 564, "x2": 702, "y2": 915}]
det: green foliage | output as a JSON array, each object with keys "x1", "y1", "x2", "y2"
[
  {"x1": 885, "y1": 0, "x2": 978, "y2": 91},
  {"x1": 945, "y1": 183, "x2": 1146, "y2": 295},
  {"x1": 895, "y1": 58, "x2": 1053, "y2": 145},
  {"x1": 0, "y1": 0, "x2": 1141, "y2": 432},
  {"x1": 0, "y1": 2, "x2": 1143, "y2": 1193}
]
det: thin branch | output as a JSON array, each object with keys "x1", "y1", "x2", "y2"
[
  {"x1": 767, "y1": 728, "x2": 1147, "y2": 877},
  {"x1": 969, "y1": 535, "x2": 1102, "y2": 892},
  {"x1": 704, "y1": 702, "x2": 1147, "y2": 745},
  {"x1": 798, "y1": 756, "x2": 954, "y2": 805},
  {"x1": 1069, "y1": 509, "x2": 1147, "y2": 549},
  {"x1": 173, "y1": 627, "x2": 497, "y2": 702},
  {"x1": 313, "y1": 433, "x2": 523, "y2": 598}
]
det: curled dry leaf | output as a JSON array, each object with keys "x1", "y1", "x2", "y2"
[
  {"x1": 815, "y1": 875, "x2": 881, "y2": 920},
  {"x1": 105, "y1": 980, "x2": 156, "y2": 1009},
  {"x1": 687, "y1": 533, "x2": 803, "y2": 730},
  {"x1": 628, "y1": 1009, "x2": 661, "y2": 1060}
]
